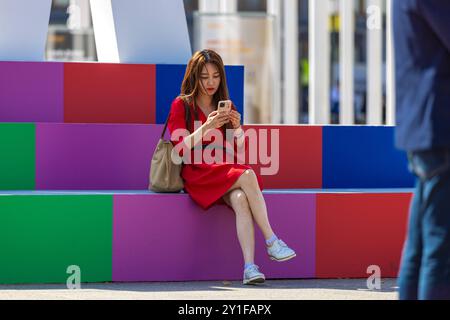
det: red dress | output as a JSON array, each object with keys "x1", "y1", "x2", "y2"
[{"x1": 167, "y1": 97, "x2": 264, "y2": 210}]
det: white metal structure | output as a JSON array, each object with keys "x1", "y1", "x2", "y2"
[
  {"x1": 199, "y1": 0, "x2": 237, "y2": 13},
  {"x1": 386, "y1": 0, "x2": 396, "y2": 125},
  {"x1": 339, "y1": 0, "x2": 355, "y2": 125},
  {"x1": 282, "y1": 0, "x2": 299, "y2": 124},
  {"x1": 309, "y1": 0, "x2": 330, "y2": 124},
  {"x1": 366, "y1": 0, "x2": 383, "y2": 125},
  {"x1": 267, "y1": 0, "x2": 282, "y2": 124},
  {"x1": 90, "y1": 0, "x2": 191, "y2": 64}
]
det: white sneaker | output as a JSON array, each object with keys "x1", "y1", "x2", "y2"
[
  {"x1": 267, "y1": 239, "x2": 296, "y2": 262},
  {"x1": 243, "y1": 264, "x2": 265, "y2": 285}
]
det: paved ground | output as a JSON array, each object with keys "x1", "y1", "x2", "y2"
[{"x1": 0, "y1": 278, "x2": 398, "y2": 300}]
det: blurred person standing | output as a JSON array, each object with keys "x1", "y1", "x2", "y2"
[{"x1": 394, "y1": 0, "x2": 450, "y2": 300}]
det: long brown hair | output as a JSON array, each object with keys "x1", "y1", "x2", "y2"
[
  {"x1": 179, "y1": 49, "x2": 234, "y2": 133},
  {"x1": 180, "y1": 49, "x2": 230, "y2": 107}
]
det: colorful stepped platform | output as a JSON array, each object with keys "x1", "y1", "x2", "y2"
[
  {"x1": 0, "y1": 60, "x2": 415, "y2": 285},
  {"x1": 0, "y1": 61, "x2": 244, "y2": 124},
  {"x1": 0, "y1": 123, "x2": 414, "y2": 190},
  {"x1": 0, "y1": 189, "x2": 412, "y2": 284}
]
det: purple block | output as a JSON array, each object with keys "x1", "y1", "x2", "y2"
[
  {"x1": 112, "y1": 193, "x2": 315, "y2": 282},
  {"x1": 0, "y1": 62, "x2": 63, "y2": 122},
  {"x1": 36, "y1": 123, "x2": 166, "y2": 189}
]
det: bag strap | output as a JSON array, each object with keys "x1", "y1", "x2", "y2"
[
  {"x1": 185, "y1": 100, "x2": 199, "y2": 134},
  {"x1": 160, "y1": 99, "x2": 193, "y2": 139},
  {"x1": 185, "y1": 101, "x2": 192, "y2": 134}
]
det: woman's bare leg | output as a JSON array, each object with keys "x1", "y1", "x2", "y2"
[
  {"x1": 225, "y1": 169, "x2": 275, "y2": 240},
  {"x1": 223, "y1": 188, "x2": 255, "y2": 264}
]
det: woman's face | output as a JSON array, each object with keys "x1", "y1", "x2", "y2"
[{"x1": 198, "y1": 62, "x2": 221, "y2": 97}]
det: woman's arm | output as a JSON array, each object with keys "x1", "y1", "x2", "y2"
[
  {"x1": 182, "y1": 111, "x2": 230, "y2": 150},
  {"x1": 233, "y1": 126, "x2": 245, "y2": 146},
  {"x1": 229, "y1": 108, "x2": 245, "y2": 147}
]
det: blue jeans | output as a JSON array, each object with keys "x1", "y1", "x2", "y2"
[{"x1": 398, "y1": 148, "x2": 450, "y2": 300}]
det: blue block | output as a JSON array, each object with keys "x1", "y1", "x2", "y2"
[
  {"x1": 322, "y1": 126, "x2": 415, "y2": 188},
  {"x1": 155, "y1": 64, "x2": 244, "y2": 124}
]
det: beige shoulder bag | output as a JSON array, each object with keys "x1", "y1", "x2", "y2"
[{"x1": 148, "y1": 103, "x2": 190, "y2": 193}]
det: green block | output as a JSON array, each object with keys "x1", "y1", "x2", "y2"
[
  {"x1": 0, "y1": 123, "x2": 35, "y2": 190},
  {"x1": 0, "y1": 195, "x2": 113, "y2": 284}
]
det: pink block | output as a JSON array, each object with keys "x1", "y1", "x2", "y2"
[
  {"x1": 0, "y1": 62, "x2": 63, "y2": 122},
  {"x1": 36, "y1": 123, "x2": 166, "y2": 190},
  {"x1": 112, "y1": 193, "x2": 316, "y2": 282}
]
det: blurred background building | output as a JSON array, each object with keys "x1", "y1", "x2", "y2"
[
  {"x1": 43, "y1": 0, "x2": 393, "y2": 126},
  {"x1": 46, "y1": 0, "x2": 96, "y2": 61}
]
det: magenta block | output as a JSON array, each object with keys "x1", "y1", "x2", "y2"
[
  {"x1": 36, "y1": 123, "x2": 165, "y2": 190},
  {"x1": 112, "y1": 193, "x2": 315, "y2": 282},
  {"x1": 0, "y1": 62, "x2": 63, "y2": 122}
]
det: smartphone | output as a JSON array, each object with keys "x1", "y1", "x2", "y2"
[{"x1": 218, "y1": 100, "x2": 232, "y2": 114}]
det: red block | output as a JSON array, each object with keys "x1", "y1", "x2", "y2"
[
  {"x1": 316, "y1": 193, "x2": 412, "y2": 278},
  {"x1": 242, "y1": 125, "x2": 322, "y2": 189},
  {"x1": 64, "y1": 62, "x2": 155, "y2": 124}
]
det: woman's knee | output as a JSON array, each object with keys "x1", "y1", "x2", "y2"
[
  {"x1": 238, "y1": 169, "x2": 258, "y2": 187},
  {"x1": 229, "y1": 189, "x2": 250, "y2": 212}
]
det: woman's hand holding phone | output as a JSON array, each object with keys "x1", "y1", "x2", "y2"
[
  {"x1": 218, "y1": 100, "x2": 232, "y2": 115},
  {"x1": 205, "y1": 111, "x2": 230, "y2": 130},
  {"x1": 204, "y1": 100, "x2": 241, "y2": 131},
  {"x1": 229, "y1": 110, "x2": 241, "y2": 129},
  {"x1": 217, "y1": 100, "x2": 241, "y2": 128}
]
